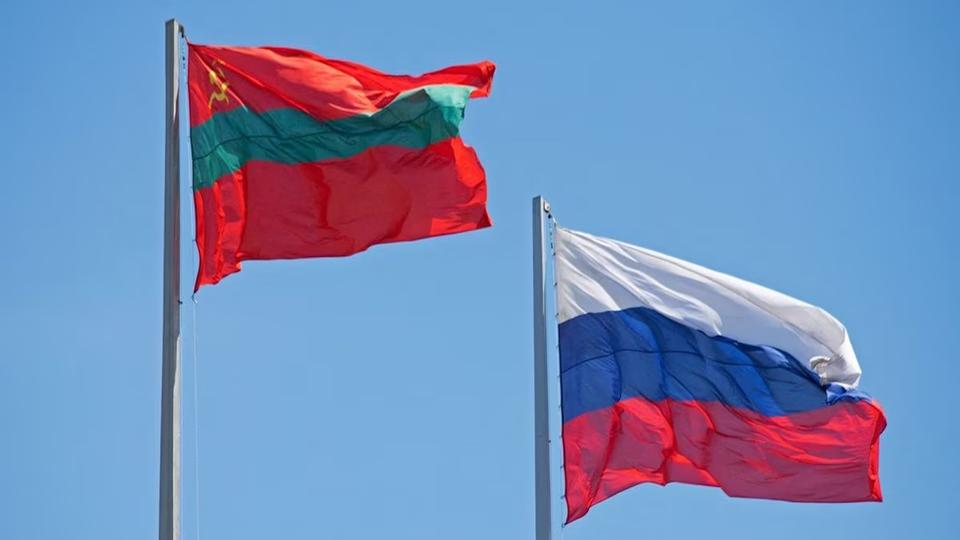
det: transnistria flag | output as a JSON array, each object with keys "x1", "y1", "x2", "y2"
[
  {"x1": 186, "y1": 43, "x2": 495, "y2": 289},
  {"x1": 556, "y1": 227, "x2": 886, "y2": 523}
]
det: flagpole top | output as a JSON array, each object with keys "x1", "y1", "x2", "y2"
[
  {"x1": 534, "y1": 195, "x2": 551, "y2": 215},
  {"x1": 166, "y1": 18, "x2": 186, "y2": 37}
]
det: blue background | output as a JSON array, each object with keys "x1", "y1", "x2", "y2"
[{"x1": 1, "y1": 1, "x2": 957, "y2": 538}]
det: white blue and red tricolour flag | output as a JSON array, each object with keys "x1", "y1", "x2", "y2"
[{"x1": 556, "y1": 227, "x2": 886, "y2": 523}]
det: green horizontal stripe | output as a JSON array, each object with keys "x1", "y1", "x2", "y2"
[{"x1": 190, "y1": 85, "x2": 473, "y2": 190}]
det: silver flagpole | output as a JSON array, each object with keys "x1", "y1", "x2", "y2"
[
  {"x1": 160, "y1": 18, "x2": 183, "y2": 540},
  {"x1": 532, "y1": 196, "x2": 553, "y2": 540}
]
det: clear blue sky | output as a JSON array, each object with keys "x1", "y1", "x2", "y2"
[{"x1": 1, "y1": 1, "x2": 957, "y2": 539}]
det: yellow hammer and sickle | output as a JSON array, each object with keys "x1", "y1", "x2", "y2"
[{"x1": 208, "y1": 64, "x2": 230, "y2": 108}]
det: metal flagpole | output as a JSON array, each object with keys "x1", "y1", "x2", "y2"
[
  {"x1": 160, "y1": 18, "x2": 183, "y2": 540},
  {"x1": 532, "y1": 196, "x2": 553, "y2": 540}
]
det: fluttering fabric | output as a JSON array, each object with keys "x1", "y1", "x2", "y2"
[
  {"x1": 556, "y1": 227, "x2": 885, "y2": 524},
  {"x1": 187, "y1": 43, "x2": 495, "y2": 289}
]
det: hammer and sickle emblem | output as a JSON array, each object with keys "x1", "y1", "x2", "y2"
[{"x1": 207, "y1": 63, "x2": 230, "y2": 109}]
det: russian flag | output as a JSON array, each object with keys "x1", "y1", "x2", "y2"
[{"x1": 556, "y1": 227, "x2": 886, "y2": 524}]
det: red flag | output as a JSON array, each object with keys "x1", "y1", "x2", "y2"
[{"x1": 187, "y1": 43, "x2": 495, "y2": 289}]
